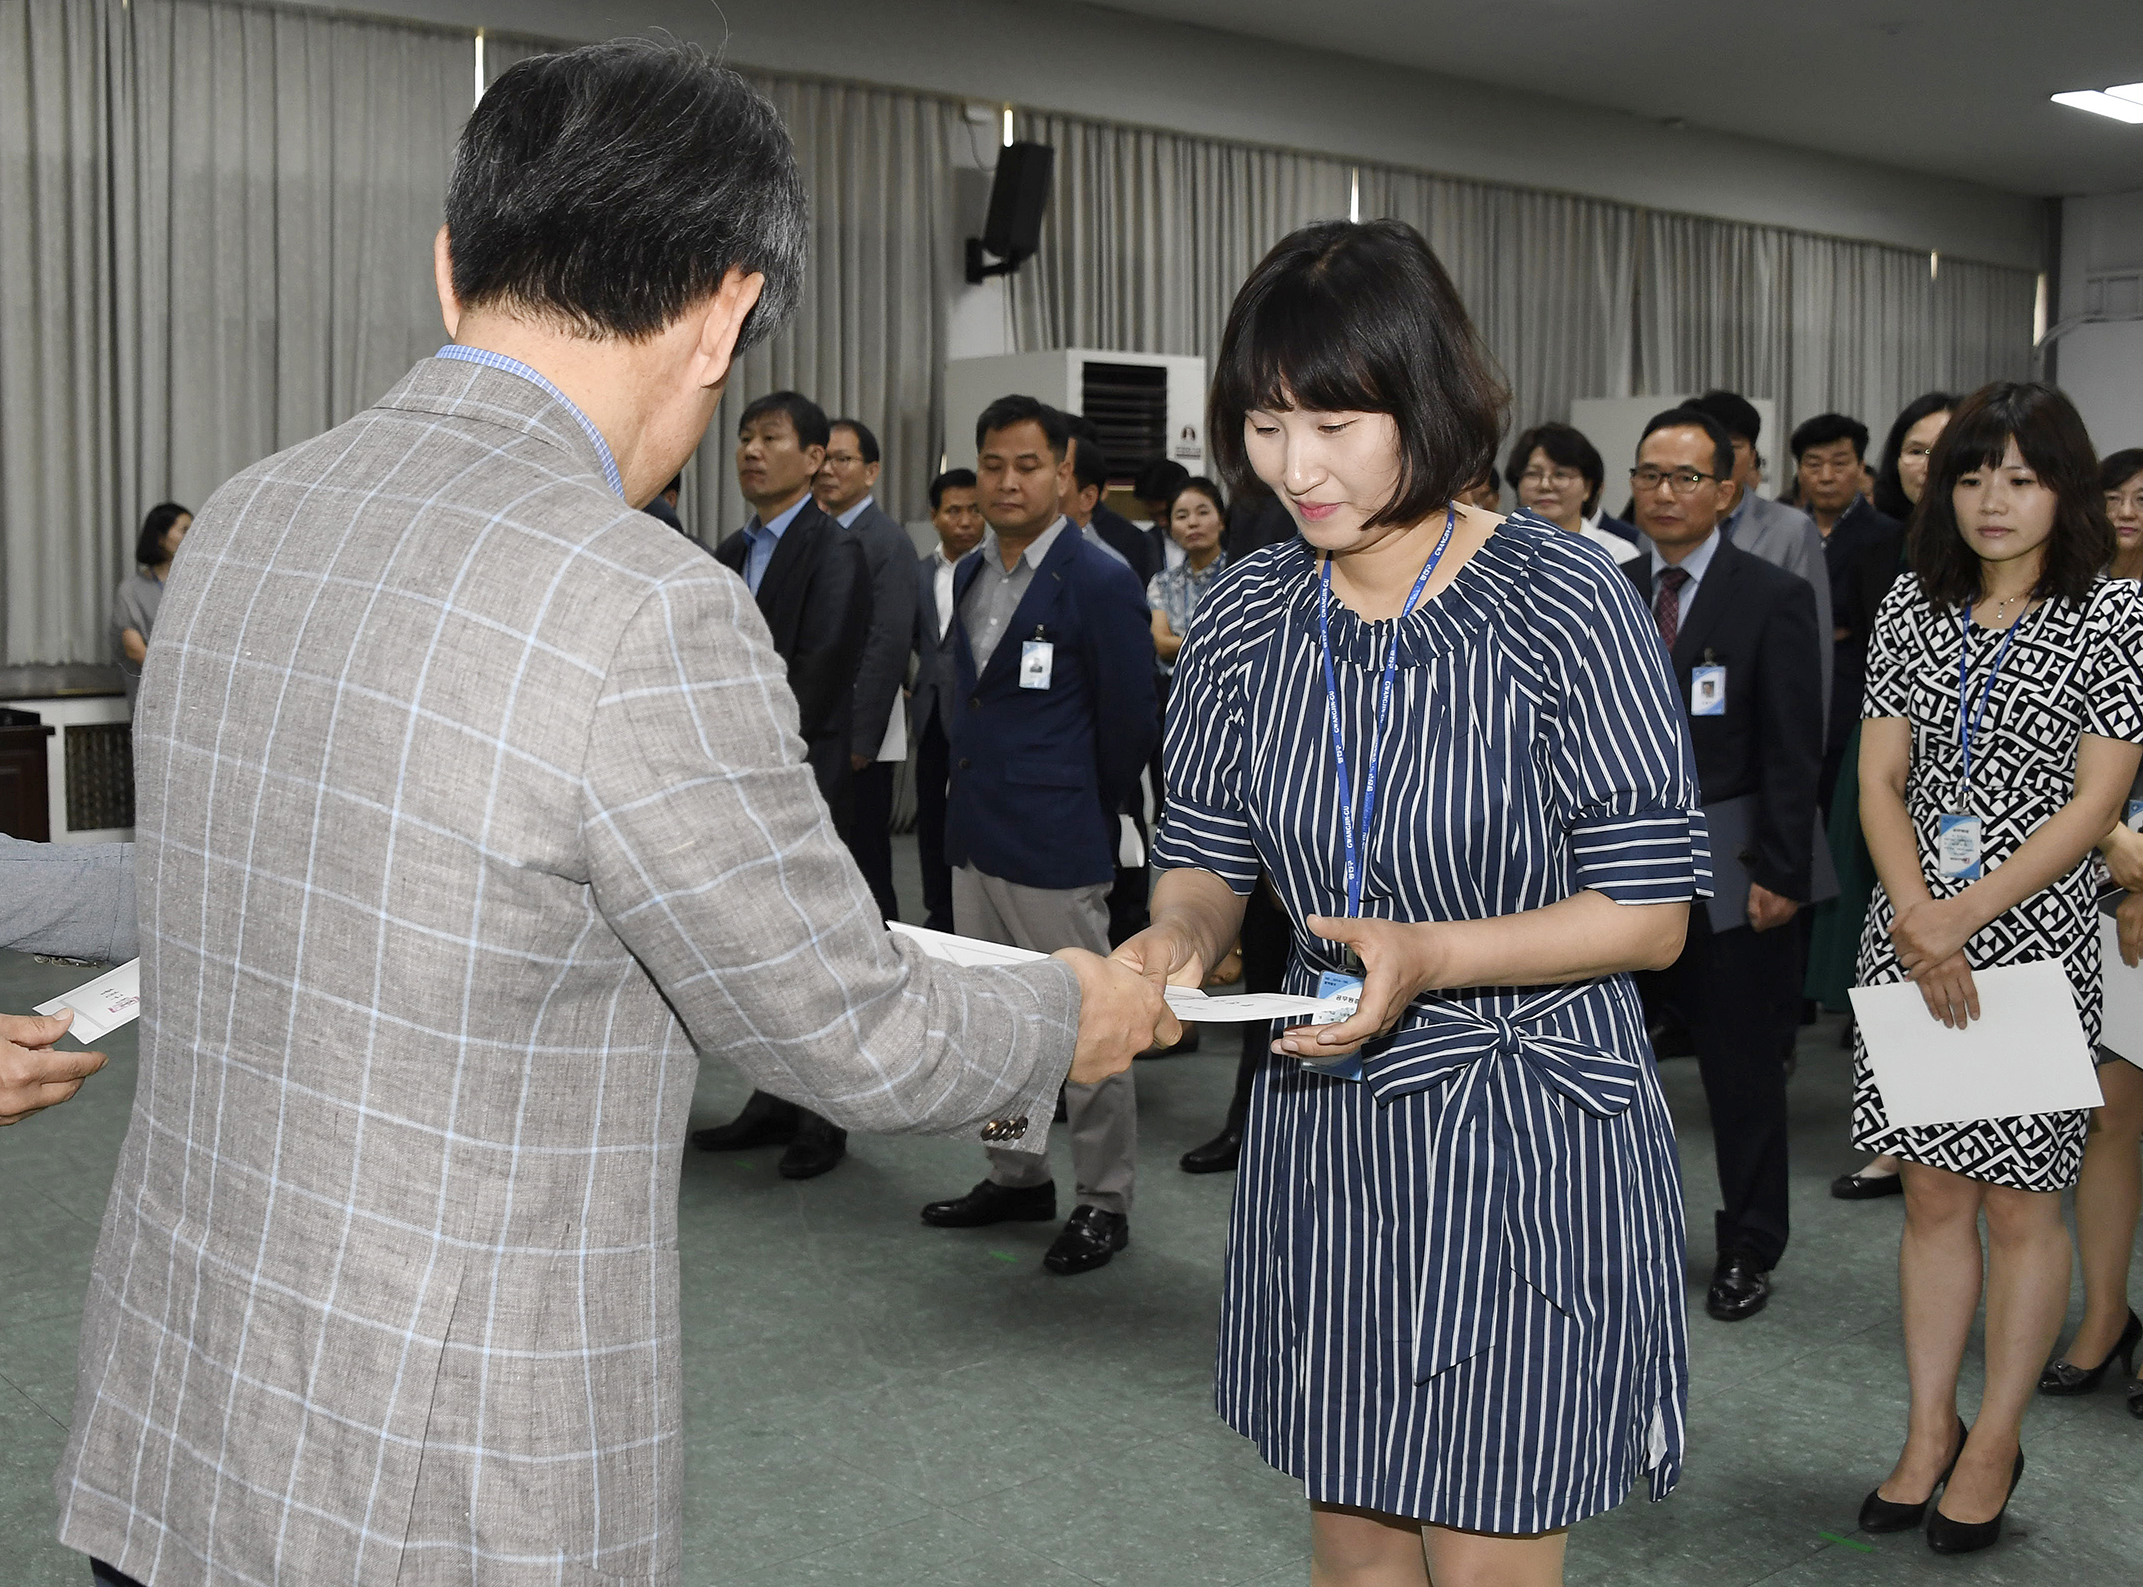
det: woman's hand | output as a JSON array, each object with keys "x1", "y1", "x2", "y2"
[
  {"x1": 1271, "y1": 914, "x2": 1446, "y2": 1060},
  {"x1": 2104, "y1": 823, "x2": 2143, "y2": 894},
  {"x1": 2118, "y1": 890, "x2": 2143, "y2": 970},
  {"x1": 1111, "y1": 918, "x2": 1209, "y2": 990},
  {"x1": 1889, "y1": 895, "x2": 1978, "y2": 977},
  {"x1": 1910, "y1": 951, "x2": 1981, "y2": 1029}
]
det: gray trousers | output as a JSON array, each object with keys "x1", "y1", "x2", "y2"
[{"x1": 955, "y1": 864, "x2": 1137, "y2": 1216}]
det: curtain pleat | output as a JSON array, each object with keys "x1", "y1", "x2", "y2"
[{"x1": 0, "y1": 2, "x2": 2047, "y2": 664}]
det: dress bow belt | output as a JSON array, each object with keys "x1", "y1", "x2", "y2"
[{"x1": 1365, "y1": 987, "x2": 1642, "y2": 1382}]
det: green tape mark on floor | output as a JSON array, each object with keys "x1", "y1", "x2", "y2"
[
  {"x1": 989, "y1": 1250, "x2": 1018, "y2": 1263},
  {"x1": 1818, "y1": 1531, "x2": 1874, "y2": 1553}
]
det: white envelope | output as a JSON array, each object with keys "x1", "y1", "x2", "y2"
[
  {"x1": 34, "y1": 958, "x2": 142, "y2": 1044},
  {"x1": 1850, "y1": 958, "x2": 2103, "y2": 1129},
  {"x1": 2102, "y1": 913, "x2": 2143, "y2": 1066},
  {"x1": 886, "y1": 923, "x2": 1349, "y2": 1023}
]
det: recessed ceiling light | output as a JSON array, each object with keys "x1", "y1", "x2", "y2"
[
  {"x1": 2052, "y1": 89, "x2": 2143, "y2": 124},
  {"x1": 2107, "y1": 82, "x2": 2143, "y2": 105}
]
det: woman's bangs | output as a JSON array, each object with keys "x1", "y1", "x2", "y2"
[{"x1": 1230, "y1": 278, "x2": 1389, "y2": 419}]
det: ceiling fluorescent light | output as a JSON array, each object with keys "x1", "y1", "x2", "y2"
[
  {"x1": 2051, "y1": 90, "x2": 2143, "y2": 124},
  {"x1": 2106, "y1": 82, "x2": 2143, "y2": 105}
]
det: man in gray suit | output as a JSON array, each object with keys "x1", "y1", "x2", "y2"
[
  {"x1": 53, "y1": 42, "x2": 1172, "y2": 1587},
  {"x1": 815, "y1": 416, "x2": 920, "y2": 923},
  {"x1": 1681, "y1": 390, "x2": 1834, "y2": 717}
]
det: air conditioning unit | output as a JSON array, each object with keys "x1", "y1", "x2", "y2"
[{"x1": 944, "y1": 350, "x2": 1207, "y2": 481}]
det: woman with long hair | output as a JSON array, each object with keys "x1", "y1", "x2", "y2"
[
  {"x1": 1118, "y1": 219, "x2": 1701, "y2": 1587},
  {"x1": 1852, "y1": 383, "x2": 2141, "y2": 1553},
  {"x1": 2036, "y1": 445, "x2": 2143, "y2": 1415}
]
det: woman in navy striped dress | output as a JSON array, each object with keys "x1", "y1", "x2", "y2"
[{"x1": 1118, "y1": 221, "x2": 1707, "y2": 1585}]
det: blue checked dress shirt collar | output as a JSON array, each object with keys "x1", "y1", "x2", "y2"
[
  {"x1": 433, "y1": 344, "x2": 625, "y2": 500},
  {"x1": 741, "y1": 493, "x2": 812, "y2": 595}
]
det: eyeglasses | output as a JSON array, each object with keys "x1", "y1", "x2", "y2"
[
  {"x1": 1518, "y1": 468, "x2": 1584, "y2": 490},
  {"x1": 1629, "y1": 466, "x2": 1723, "y2": 495},
  {"x1": 1901, "y1": 444, "x2": 1937, "y2": 462}
]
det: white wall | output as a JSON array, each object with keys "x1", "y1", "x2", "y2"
[
  {"x1": 272, "y1": 0, "x2": 2046, "y2": 271},
  {"x1": 2054, "y1": 188, "x2": 2143, "y2": 454}
]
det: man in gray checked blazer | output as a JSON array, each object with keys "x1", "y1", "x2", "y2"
[{"x1": 53, "y1": 41, "x2": 1172, "y2": 1587}]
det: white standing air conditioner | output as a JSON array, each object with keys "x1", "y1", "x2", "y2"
[{"x1": 944, "y1": 350, "x2": 1207, "y2": 481}]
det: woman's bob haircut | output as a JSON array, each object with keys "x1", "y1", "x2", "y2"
[
  {"x1": 1906, "y1": 381, "x2": 2114, "y2": 608},
  {"x1": 1208, "y1": 220, "x2": 1507, "y2": 531}
]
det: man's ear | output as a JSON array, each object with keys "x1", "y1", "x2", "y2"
[
  {"x1": 690, "y1": 267, "x2": 767, "y2": 393},
  {"x1": 433, "y1": 226, "x2": 461, "y2": 338},
  {"x1": 1718, "y1": 478, "x2": 1742, "y2": 517}
]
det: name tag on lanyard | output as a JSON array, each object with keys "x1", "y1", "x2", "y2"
[
  {"x1": 1305, "y1": 508, "x2": 1454, "y2": 1084},
  {"x1": 1946, "y1": 602, "x2": 2024, "y2": 886}
]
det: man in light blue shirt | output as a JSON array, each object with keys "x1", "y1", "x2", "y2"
[{"x1": 740, "y1": 490, "x2": 811, "y2": 594}]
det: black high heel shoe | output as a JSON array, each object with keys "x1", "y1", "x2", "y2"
[
  {"x1": 1858, "y1": 1415, "x2": 1967, "y2": 1533},
  {"x1": 2038, "y1": 1308, "x2": 2142, "y2": 1395},
  {"x1": 1926, "y1": 1445, "x2": 2024, "y2": 1555}
]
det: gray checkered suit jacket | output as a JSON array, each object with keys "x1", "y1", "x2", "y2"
[{"x1": 54, "y1": 356, "x2": 1078, "y2": 1586}]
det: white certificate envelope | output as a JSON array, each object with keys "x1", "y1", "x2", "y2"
[
  {"x1": 2102, "y1": 913, "x2": 2143, "y2": 1066},
  {"x1": 34, "y1": 958, "x2": 142, "y2": 1044},
  {"x1": 886, "y1": 923, "x2": 1349, "y2": 1023},
  {"x1": 1850, "y1": 959, "x2": 2102, "y2": 1129}
]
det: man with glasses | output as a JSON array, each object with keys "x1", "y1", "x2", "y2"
[
  {"x1": 1620, "y1": 408, "x2": 1823, "y2": 1324},
  {"x1": 1682, "y1": 391, "x2": 1832, "y2": 717}
]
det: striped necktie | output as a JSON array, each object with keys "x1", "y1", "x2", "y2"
[{"x1": 1654, "y1": 566, "x2": 1689, "y2": 650}]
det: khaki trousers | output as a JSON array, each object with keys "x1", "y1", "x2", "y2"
[{"x1": 954, "y1": 864, "x2": 1136, "y2": 1216}]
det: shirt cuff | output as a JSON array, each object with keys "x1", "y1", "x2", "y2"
[{"x1": 1571, "y1": 806, "x2": 1712, "y2": 903}]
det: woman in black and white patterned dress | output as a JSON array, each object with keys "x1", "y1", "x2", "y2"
[{"x1": 1853, "y1": 383, "x2": 2143, "y2": 1555}]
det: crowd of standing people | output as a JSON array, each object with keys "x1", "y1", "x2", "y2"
[{"x1": 7, "y1": 37, "x2": 2137, "y2": 1587}]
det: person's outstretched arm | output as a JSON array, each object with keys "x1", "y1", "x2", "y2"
[{"x1": 583, "y1": 562, "x2": 1172, "y2": 1153}]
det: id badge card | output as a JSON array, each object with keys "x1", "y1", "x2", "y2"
[
  {"x1": 1301, "y1": 970, "x2": 1365, "y2": 1083},
  {"x1": 2126, "y1": 797, "x2": 2143, "y2": 832},
  {"x1": 1690, "y1": 664, "x2": 1727, "y2": 717},
  {"x1": 1018, "y1": 639, "x2": 1054, "y2": 690},
  {"x1": 1936, "y1": 812, "x2": 1985, "y2": 881}
]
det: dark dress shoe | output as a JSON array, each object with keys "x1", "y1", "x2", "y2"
[
  {"x1": 1926, "y1": 1446, "x2": 2024, "y2": 1554},
  {"x1": 1859, "y1": 1415, "x2": 1967, "y2": 1532},
  {"x1": 1179, "y1": 1128, "x2": 1242, "y2": 1174},
  {"x1": 1705, "y1": 1251, "x2": 1770, "y2": 1321},
  {"x1": 690, "y1": 1089, "x2": 798, "y2": 1152},
  {"x1": 1830, "y1": 1167, "x2": 1905, "y2": 1200},
  {"x1": 776, "y1": 1113, "x2": 847, "y2": 1180},
  {"x1": 920, "y1": 1179, "x2": 1056, "y2": 1228},
  {"x1": 2038, "y1": 1309, "x2": 2141, "y2": 1394},
  {"x1": 1042, "y1": 1205, "x2": 1129, "y2": 1275}
]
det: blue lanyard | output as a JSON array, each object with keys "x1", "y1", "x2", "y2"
[
  {"x1": 1318, "y1": 506, "x2": 1455, "y2": 920},
  {"x1": 1956, "y1": 601, "x2": 2025, "y2": 798}
]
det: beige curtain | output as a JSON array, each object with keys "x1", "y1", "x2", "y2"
[
  {"x1": 1363, "y1": 167, "x2": 1638, "y2": 440},
  {"x1": 1008, "y1": 113, "x2": 1354, "y2": 363},
  {"x1": 679, "y1": 73, "x2": 965, "y2": 544},
  {"x1": 1, "y1": 0, "x2": 471, "y2": 666}
]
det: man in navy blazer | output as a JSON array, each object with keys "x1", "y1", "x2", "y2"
[
  {"x1": 1620, "y1": 408, "x2": 1823, "y2": 1327},
  {"x1": 919, "y1": 396, "x2": 1159, "y2": 1274}
]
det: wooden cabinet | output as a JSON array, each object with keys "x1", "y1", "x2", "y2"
[{"x1": 0, "y1": 707, "x2": 54, "y2": 841}]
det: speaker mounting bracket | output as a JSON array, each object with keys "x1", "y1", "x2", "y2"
[{"x1": 965, "y1": 238, "x2": 1025, "y2": 285}]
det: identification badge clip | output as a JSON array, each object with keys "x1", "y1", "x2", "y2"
[
  {"x1": 2126, "y1": 797, "x2": 2143, "y2": 833},
  {"x1": 1018, "y1": 636, "x2": 1054, "y2": 690},
  {"x1": 1691, "y1": 659, "x2": 1727, "y2": 717},
  {"x1": 1936, "y1": 812, "x2": 1985, "y2": 881}
]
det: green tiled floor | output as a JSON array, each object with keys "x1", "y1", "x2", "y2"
[{"x1": 4, "y1": 838, "x2": 2140, "y2": 1584}]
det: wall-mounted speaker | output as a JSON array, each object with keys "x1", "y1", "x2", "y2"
[{"x1": 967, "y1": 141, "x2": 1054, "y2": 284}]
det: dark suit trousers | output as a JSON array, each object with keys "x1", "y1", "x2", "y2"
[
  {"x1": 1217, "y1": 880, "x2": 1293, "y2": 1133},
  {"x1": 92, "y1": 1561, "x2": 146, "y2": 1587},
  {"x1": 915, "y1": 714, "x2": 953, "y2": 931},
  {"x1": 1658, "y1": 906, "x2": 1798, "y2": 1270},
  {"x1": 840, "y1": 760, "x2": 900, "y2": 921}
]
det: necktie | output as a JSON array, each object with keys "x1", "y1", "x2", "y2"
[{"x1": 1654, "y1": 566, "x2": 1689, "y2": 650}]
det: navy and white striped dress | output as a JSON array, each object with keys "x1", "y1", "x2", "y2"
[{"x1": 1152, "y1": 513, "x2": 1708, "y2": 1532}]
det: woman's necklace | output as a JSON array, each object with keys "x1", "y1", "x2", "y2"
[{"x1": 1978, "y1": 589, "x2": 2028, "y2": 627}]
